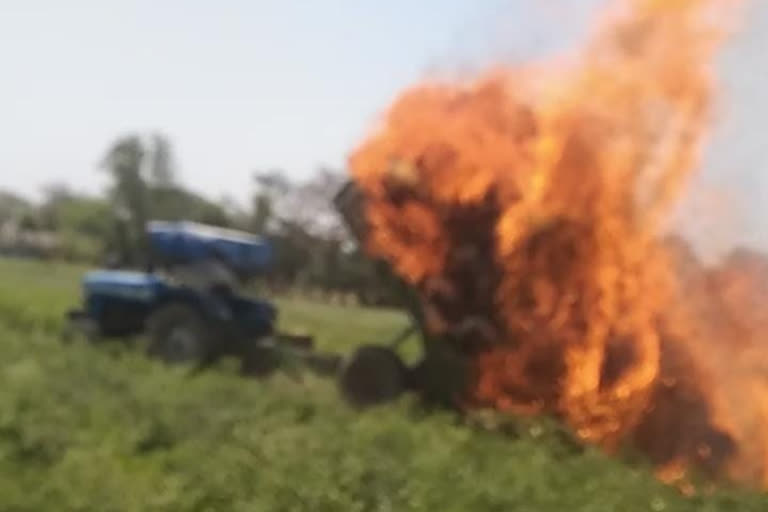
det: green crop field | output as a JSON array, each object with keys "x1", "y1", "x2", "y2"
[{"x1": 0, "y1": 257, "x2": 766, "y2": 511}]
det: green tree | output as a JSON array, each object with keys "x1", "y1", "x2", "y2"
[
  {"x1": 102, "y1": 135, "x2": 149, "y2": 263},
  {"x1": 0, "y1": 190, "x2": 31, "y2": 224},
  {"x1": 251, "y1": 169, "x2": 291, "y2": 234},
  {"x1": 148, "y1": 185, "x2": 232, "y2": 227},
  {"x1": 148, "y1": 133, "x2": 176, "y2": 186},
  {"x1": 36, "y1": 183, "x2": 114, "y2": 261}
]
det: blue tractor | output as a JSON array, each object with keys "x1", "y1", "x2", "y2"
[{"x1": 67, "y1": 221, "x2": 329, "y2": 375}]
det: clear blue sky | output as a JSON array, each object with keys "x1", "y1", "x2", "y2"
[
  {"x1": 1, "y1": 0, "x2": 766, "y2": 253},
  {"x1": 0, "y1": 0, "x2": 602, "y2": 201}
]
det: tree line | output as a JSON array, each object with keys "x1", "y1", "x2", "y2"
[{"x1": 0, "y1": 134, "x2": 400, "y2": 306}]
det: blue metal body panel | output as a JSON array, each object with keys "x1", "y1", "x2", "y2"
[
  {"x1": 79, "y1": 269, "x2": 276, "y2": 340},
  {"x1": 84, "y1": 270, "x2": 167, "y2": 301},
  {"x1": 147, "y1": 221, "x2": 273, "y2": 274}
]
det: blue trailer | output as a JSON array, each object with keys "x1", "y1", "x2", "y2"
[{"x1": 67, "y1": 221, "x2": 335, "y2": 375}]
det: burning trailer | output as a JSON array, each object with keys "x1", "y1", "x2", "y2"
[
  {"x1": 336, "y1": 0, "x2": 768, "y2": 491},
  {"x1": 334, "y1": 180, "x2": 476, "y2": 408}
]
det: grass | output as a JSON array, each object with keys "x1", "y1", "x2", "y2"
[{"x1": 0, "y1": 256, "x2": 766, "y2": 511}]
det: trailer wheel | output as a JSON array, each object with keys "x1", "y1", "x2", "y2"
[
  {"x1": 338, "y1": 345, "x2": 408, "y2": 407},
  {"x1": 146, "y1": 303, "x2": 211, "y2": 365}
]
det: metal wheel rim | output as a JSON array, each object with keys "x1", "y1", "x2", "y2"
[{"x1": 165, "y1": 326, "x2": 201, "y2": 362}]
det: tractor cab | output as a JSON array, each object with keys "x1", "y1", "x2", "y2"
[{"x1": 145, "y1": 220, "x2": 272, "y2": 288}]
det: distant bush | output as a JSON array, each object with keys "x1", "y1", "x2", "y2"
[{"x1": 49, "y1": 231, "x2": 103, "y2": 263}]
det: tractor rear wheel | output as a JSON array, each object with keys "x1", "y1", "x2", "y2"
[
  {"x1": 146, "y1": 303, "x2": 212, "y2": 365},
  {"x1": 338, "y1": 345, "x2": 408, "y2": 407}
]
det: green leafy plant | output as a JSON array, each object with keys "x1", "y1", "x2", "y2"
[{"x1": 0, "y1": 257, "x2": 766, "y2": 511}]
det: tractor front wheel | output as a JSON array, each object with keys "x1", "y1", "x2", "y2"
[
  {"x1": 338, "y1": 345, "x2": 408, "y2": 407},
  {"x1": 146, "y1": 303, "x2": 212, "y2": 366}
]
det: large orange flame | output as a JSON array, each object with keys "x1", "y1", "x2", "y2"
[{"x1": 349, "y1": 0, "x2": 767, "y2": 487}]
